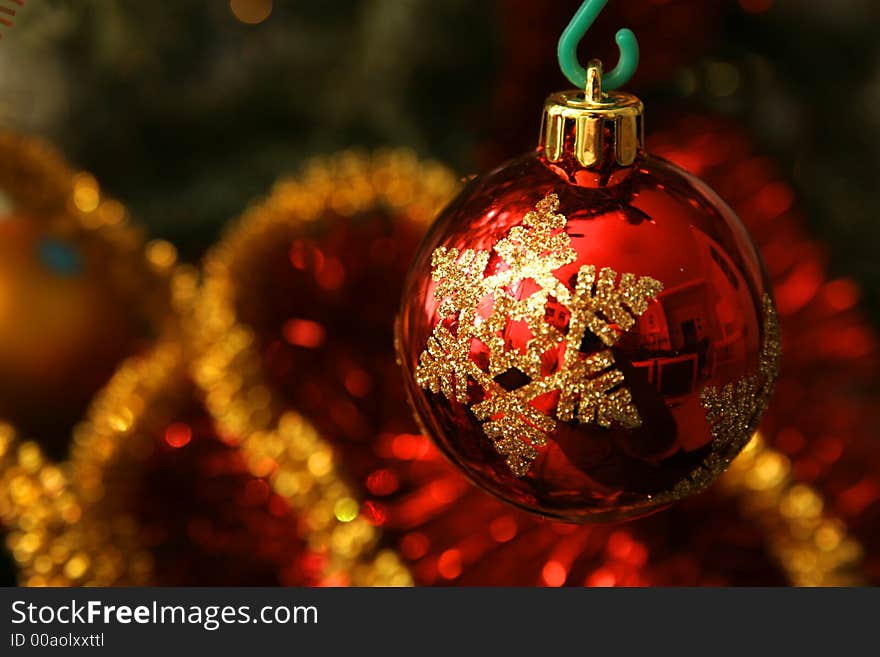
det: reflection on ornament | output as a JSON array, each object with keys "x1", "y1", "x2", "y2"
[
  {"x1": 37, "y1": 238, "x2": 83, "y2": 276},
  {"x1": 621, "y1": 293, "x2": 782, "y2": 507}
]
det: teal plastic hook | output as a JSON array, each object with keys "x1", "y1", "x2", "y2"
[{"x1": 557, "y1": 0, "x2": 639, "y2": 92}]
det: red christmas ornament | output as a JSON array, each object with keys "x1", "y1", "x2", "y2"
[{"x1": 396, "y1": 64, "x2": 780, "y2": 522}]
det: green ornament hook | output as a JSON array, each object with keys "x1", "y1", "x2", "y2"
[{"x1": 557, "y1": 0, "x2": 639, "y2": 92}]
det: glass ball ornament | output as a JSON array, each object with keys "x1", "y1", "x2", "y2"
[
  {"x1": 0, "y1": 216, "x2": 136, "y2": 445},
  {"x1": 396, "y1": 67, "x2": 780, "y2": 522}
]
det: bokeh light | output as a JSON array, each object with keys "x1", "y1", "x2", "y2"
[{"x1": 230, "y1": 0, "x2": 272, "y2": 25}]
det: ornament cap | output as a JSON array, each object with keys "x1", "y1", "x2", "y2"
[{"x1": 539, "y1": 60, "x2": 644, "y2": 174}]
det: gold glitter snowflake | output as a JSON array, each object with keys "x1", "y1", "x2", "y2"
[
  {"x1": 700, "y1": 294, "x2": 781, "y2": 447},
  {"x1": 415, "y1": 194, "x2": 663, "y2": 476}
]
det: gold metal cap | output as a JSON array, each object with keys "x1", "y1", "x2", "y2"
[{"x1": 539, "y1": 60, "x2": 644, "y2": 172}]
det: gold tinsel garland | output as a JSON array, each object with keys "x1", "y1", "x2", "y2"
[
  {"x1": 0, "y1": 131, "x2": 85, "y2": 219},
  {"x1": 719, "y1": 434, "x2": 865, "y2": 586},
  {"x1": 0, "y1": 131, "x2": 177, "y2": 584},
  {"x1": 0, "y1": 262, "x2": 413, "y2": 586},
  {"x1": 0, "y1": 146, "x2": 435, "y2": 586},
  {"x1": 188, "y1": 149, "x2": 460, "y2": 586},
  {"x1": 0, "y1": 345, "x2": 178, "y2": 585}
]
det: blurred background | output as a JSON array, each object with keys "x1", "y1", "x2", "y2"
[
  {"x1": 1, "y1": 0, "x2": 879, "y2": 586},
  {"x1": 0, "y1": 0, "x2": 880, "y2": 317},
  {"x1": 2, "y1": 0, "x2": 878, "y2": 310}
]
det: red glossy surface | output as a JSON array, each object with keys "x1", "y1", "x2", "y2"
[{"x1": 396, "y1": 151, "x2": 775, "y2": 522}]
